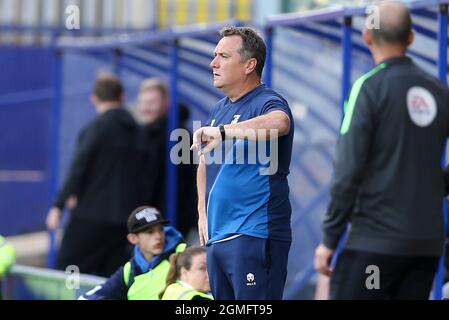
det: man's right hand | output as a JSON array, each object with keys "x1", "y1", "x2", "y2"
[
  {"x1": 191, "y1": 126, "x2": 222, "y2": 156},
  {"x1": 198, "y1": 213, "x2": 209, "y2": 246},
  {"x1": 46, "y1": 207, "x2": 62, "y2": 230},
  {"x1": 314, "y1": 243, "x2": 335, "y2": 277}
]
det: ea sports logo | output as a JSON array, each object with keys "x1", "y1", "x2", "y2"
[{"x1": 407, "y1": 86, "x2": 437, "y2": 127}]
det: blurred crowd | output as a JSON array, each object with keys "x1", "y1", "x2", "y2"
[{"x1": 45, "y1": 73, "x2": 198, "y2": 278}]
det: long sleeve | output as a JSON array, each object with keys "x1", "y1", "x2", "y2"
[
  {"x1": 53, "y1": 125, "x2": 101, "y2": 209},
  {"x1": 444, "y1": 165, "x2": 449, "y2": 196},
  {"x1": 322, "y1": 80, "x2": 375, "y2": 249},
  {"x1": 79, "y1": 267, "x2": 128, "y2": 300}
]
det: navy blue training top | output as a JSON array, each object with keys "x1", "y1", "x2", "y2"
[{"x1": 205, "y1": 84, "x2": 294, "y2": 244}]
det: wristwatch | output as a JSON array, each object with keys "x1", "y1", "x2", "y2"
[{"x1": 218, "y1": 124, "x2": 226, "y2": 141}]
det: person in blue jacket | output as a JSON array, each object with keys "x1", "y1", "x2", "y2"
[{"x1": 79, "y1": 206, "x2": 186, "y2": 300}]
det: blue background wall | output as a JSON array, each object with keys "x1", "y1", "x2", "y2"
[{"x1": 0, "y1": 47, "x2": 53, "y2": 236}]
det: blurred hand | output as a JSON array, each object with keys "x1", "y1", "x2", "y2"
[
  {"x1": 198, "y1": 213, "x2": 209, "y2": 247},
  {"x1": 314, "y1": 243, "x2": 334, "y2": 277},
  {"x1": 191, "y1": 126, "x2": 222, "y2": 156},
  {"x1": 66, "y1": 195, "x2": 78, "y2": 210},
  {"x1": 46, "y1": 207, "x2": 62, "y2": 230}
]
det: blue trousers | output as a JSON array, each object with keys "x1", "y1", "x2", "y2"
[{"x1": 207, "y1": 235, "x2": 291, "y2": 300}]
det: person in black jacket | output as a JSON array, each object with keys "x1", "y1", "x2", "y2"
[
  {"x1": 314, "y1": 2, "x2": 449, "y2": 299},
  {"x1": 136, "y1": 78, "x2": 197, "y2": 239},
  {"x1": 46, "y1": 73, "x2": 152, "y2": 277}
]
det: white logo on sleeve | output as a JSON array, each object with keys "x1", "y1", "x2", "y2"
[
  {"x1": 231, "y1": 115, "x2": 241, "y2": 124},
  {"x1": 246, "y1": 273, "x2": 256, "y2": 286},
  {"x1": 407, "y1": 86, "x2": 437, "y2": 127}
]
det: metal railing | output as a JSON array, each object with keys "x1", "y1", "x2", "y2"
[{"x1": 2, "y1": 264, "x2": 106, "y2": 300}]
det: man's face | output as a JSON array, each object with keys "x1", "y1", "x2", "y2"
[
  {"x1": 210, "y1": 35, "x2": 247, "y2": 91},
  {"x1": 136, "y1": 224, "x2": 165, "y2": 256},
  {"x1": 138, "y1": 89, "x2": 167, "y2": 124}
]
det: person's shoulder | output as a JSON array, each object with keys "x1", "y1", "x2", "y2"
[
  {"x1": 256, "y1": 85, "x2": 289, "y2": 106},
  {"x1": 356, "y1": 63, "x2": 388, "y2": 85},
  {"x1": 103, "y1": 107, "x2": 135, "y2": 122},
  {"x1": 84, "y1": 112, "x2": 104, "y2": 128},
  {"x1": 103, "y1": 108, "x2": 140, "y2": 132},
  {"x1": 213, "y1": 96, "x2": 229, "y2": 109},
  {"x1": 207, "y1": 96, "x2": 229, "y2": 117},
  {"x1": 414, "y1": 65, "x2": 449, "y2": 93},
  {"x1": 348, "y1": 65, "x2": 388, "y2": 99},
  {"x1": 84, "y1": 109, "x2": 115, "y2": 130},
  {"x1": 258, "y1": 85, "x2": 285, "y2": 98},
  {"x1": 78, "y1": 115, "x2": 104, "y2": 138}
]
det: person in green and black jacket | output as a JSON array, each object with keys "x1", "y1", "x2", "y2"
[{"x1": 315, "y1": 2, "x2": 449, "y2": 300}]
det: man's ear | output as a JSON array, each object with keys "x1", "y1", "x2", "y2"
[
  {"x1": 363, "y1": 29, "x2": 373, "y2": 47},
  {"x1": 245, "y1": 58, "x2": 257, "y2": 75},
  {"x1": 180, "y1": 267, "x2": 189, "y2": 280},
  {"x1": 406, "y1": 29, "x2": 415, "y2": 47},
  {"x1": 127, "y1": 233, "x2": 139, "y2": 245},
  {"x1": 90, "y1": 95, "x2": 99, "y2": 106},
  {"x1": 120, "y1": 93, "x2": 126, "y2": 104}
]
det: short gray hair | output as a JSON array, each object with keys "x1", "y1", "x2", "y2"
[{"x1": 220, "y1": 26, "x2": 266, "y2": 77}]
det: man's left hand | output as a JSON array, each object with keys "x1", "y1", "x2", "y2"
[
  {"x1": 66, "y1": 195, "x2": 78, "y2": 209},
  {"x1": 314, "y1": 243, "x2": 335, "y2": 277},
  {"x1": 191, "y1": 126, "x2": 222, "y2": 155}
]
